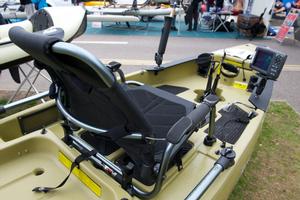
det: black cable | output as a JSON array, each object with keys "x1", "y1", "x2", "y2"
[{"x1": 241, "y1": 55, "x2": 252, "y2": 82}]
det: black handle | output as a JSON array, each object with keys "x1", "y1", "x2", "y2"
[
  {"x1": 187, "y1": 103, "x2": 210, "y2": 128},
  {"x1": 166, "y1": 94, "x2": 219, "y2": 144},
  {"x1": 9, "y1": 26, "x2": 41, "y2": 51},
  {"x1": 9, "y1": 26, "x2": 61, "y2": 65}
]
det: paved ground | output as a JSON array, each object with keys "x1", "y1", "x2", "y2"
[{"x1": 1, "y1": 33, "x2": 299, "y2": 111}]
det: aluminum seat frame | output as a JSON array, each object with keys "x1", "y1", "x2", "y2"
[{"x1": 51, "y1": 42, "x2": 214, "y2": 199}]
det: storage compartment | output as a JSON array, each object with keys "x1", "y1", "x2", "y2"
[{"x1": 0, "y1": 103, "x2": 59, "y2": 142}]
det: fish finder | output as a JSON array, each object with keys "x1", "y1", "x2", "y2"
[
  {"x1": 251, "y1": 46, "x2": 287, "y2": 81},
  {"x1": 249, "y1": 47, "x2": 287, "y2": 111}
]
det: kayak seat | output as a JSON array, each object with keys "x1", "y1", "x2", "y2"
[
  {"x1": 9, "y1": 27, "x2": 217, "y2": 191},
  {"x1": 53, "y1": 56, "x2": 195, "y2": 185},
  {"x1": 124, "y1": 84, "x2": 195, "y2": 171}
]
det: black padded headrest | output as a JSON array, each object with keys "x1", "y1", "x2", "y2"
[{"x1": 9, "y1": 26, "x2": 62, "y2": 65}]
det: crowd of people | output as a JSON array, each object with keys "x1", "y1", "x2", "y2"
[
  {"x1": 14, "y1": 0, "x2": 300, "y2": 32},
  {"x1": 174, "y1": 0, "x2": 245, "y2": 32},
  {"x1": 273, "y1": 0, "x2": 300, "y2": 16},
  {"x1": 172, "y1": 0, "x2": 227, "y2": 31},
  {"x1": 174, "y1": 0, "x2": 299, "y2": 32},
  {"x1": 19, "y1": 0, "x2": 47, "y2": 19}
]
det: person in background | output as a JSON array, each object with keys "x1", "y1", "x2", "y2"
[
  {"x1": 185, "y1": 0, "x2": 203, "y2": 31},
  {"x1": 31, "y1": 0, "x2": 48, "y2": 10},
  {"x1": 20, "y1": 0, "x2": 35, "y2": 19},
  {"x1": 170, "y1": 0, "x2": 179, "y2": 31},
  {"x1": 273, "y1": 0, "x2": 286, "y2": 14},
  {"x1": 292, "y1": 0, "x2": 300, "y2": 9},
  {"x1": 231, "y1": 0, "x2": 244, "y2": 15},
  {"x1": 215, "y1": 0, "x2": 224, "y2": 11},
  {"x1": 206, "y1": 0, "x2": 214, "y2": 12},
  {"x1": 0, "y1": 13, "x2": 6, "y2": 25}
]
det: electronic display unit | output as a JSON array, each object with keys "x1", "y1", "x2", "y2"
[{"x1": 251, "y1": 47, "x2": 287, "y2": 80}]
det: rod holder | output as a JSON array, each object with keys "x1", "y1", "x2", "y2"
[
  {"x1": 204, "y1": 104, "x2": 217, "y2": 146},
  {"x1": 155, "y1": 16, "x2": 173, "y2": 67}
]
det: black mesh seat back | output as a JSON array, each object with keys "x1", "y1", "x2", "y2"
[
  {"x1": 9, "y1": 27, "x2": 152, "y2": 139},
  {"x1": 52, "y1": 53, "x2": 153, "y2": 138},
  {"x1": 58, "y1": 70, "x2": 127, "y2": 130}
]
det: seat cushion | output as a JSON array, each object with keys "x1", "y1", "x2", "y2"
[{"x1": 126, "y1": 85, "x2": 195, "y2": 160}]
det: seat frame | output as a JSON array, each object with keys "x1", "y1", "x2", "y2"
[
  {"x1": 51, "y1": 42, "x2": 218, "y2": 198},
  {"x1": 57, "y1": 87, "x2": 197, "y2": 198}
]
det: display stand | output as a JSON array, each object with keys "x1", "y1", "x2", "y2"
[
  {"x1": 212, "y1": 11, "x2": 232, "y2": 32},
  {"x1": 7, "y1": 62, "x2": 52, "y2": 103},
  {"x1": 249, "y1": 78, "x2": 274, "y2": 112}
]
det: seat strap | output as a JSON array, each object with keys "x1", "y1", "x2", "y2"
[
  {"x1": 174, "y1": 151, "x2": 183, "y2": 171},
  {"x1": 32, "y1": 149, "x2": 97, "y2": 193}
]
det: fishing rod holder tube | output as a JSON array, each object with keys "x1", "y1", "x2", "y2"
[
  {"x1": 0, "y1": 91, "x2": 49, "y2": 114},
  {"x1": 203, "y1": 105, "x2": 217, "y2": 146},
  {"x1": 185, "y1": 147, "x2": 236, "y2": 200},
  {"x1": 203, "y1": 94, "x2": 219, "y2": 146},
  {"x1": 202, "y1": 51, "x2": 228, "y2": 146},
  {"x1": 155, "y1": 16, "x2": 173, "y2": 67}
]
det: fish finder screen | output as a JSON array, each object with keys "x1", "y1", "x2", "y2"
[{"x1": 252, "y1": 50, "x2": 273, "y2": 73}]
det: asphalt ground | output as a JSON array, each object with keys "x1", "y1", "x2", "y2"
[{"x1": 0, "y1": 34, "x2": 299, "y2": 111}]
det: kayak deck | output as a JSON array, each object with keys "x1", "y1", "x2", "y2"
[
  {"x1": 0, "y1": 134, "x2": 100, "y2": 200},
  {"x1": 0, "y1": 57, "x2": 264, "y2": 200}
]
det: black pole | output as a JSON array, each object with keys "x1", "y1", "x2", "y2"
[
  {"x1": 203, "y1": 52, "x2": 226, "y2": 146},
  {"x1": 211, "y1": 74, "x2": 221, "y2": 94},
  {"x1": 211, "y1": 51, "x2": 226, "y2": 94},
  {"x1": 155, "y1": 16, "x2": 173, "y2": 67},
  {"x1": 204, "y1": 63, "x2": 214, "y2": 94}
]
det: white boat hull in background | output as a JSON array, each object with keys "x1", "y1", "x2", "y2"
[
  {"x1": 87, "y1": 14, "x2": 140, "y2": 22},
  {"x1": 85, "y1": 6, "x2": 184, "y2": 17},
  {"x1": 0, "y1": 6, "x2": 86, "y2": 69}
]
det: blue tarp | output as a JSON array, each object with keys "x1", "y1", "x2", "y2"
[{"x1": 31, "y1": 0, "x2": 47, "y2": 10}]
